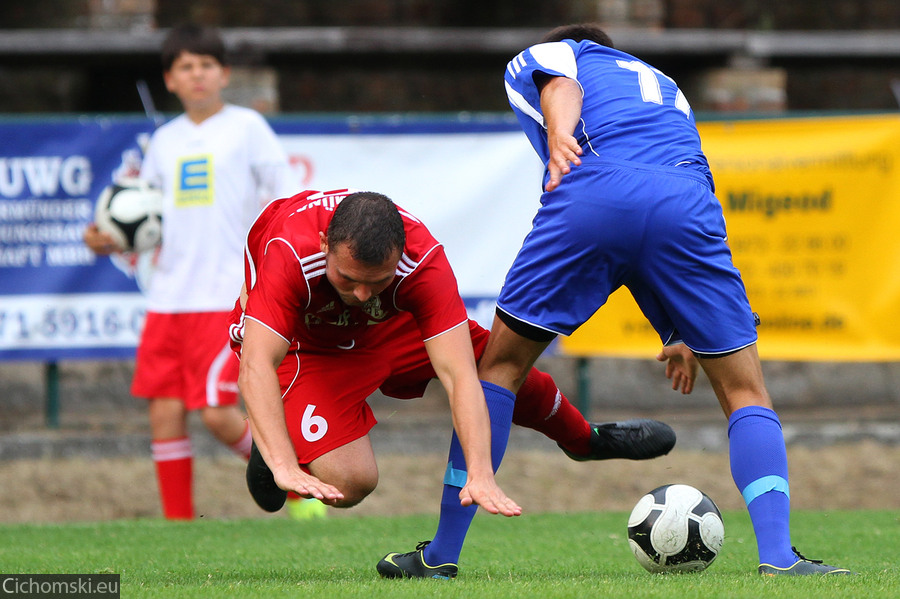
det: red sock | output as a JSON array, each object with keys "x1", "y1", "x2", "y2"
[
  {"x1": 229, "y1": 421, "x2": 253, "y2": 461},
  {"x1": 151, "y1": 437, "x2": 194, "y2": 520},
  {"x1": 513, "y1": 368, "x2": 592, "y2": 455}
]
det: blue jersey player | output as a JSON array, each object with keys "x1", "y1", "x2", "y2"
[
  {"x1": 377, "y1": 23, "x2": 851, "y2": 580},
  {"x1": 478, "y1": 23, "x2": 848, "y2": 577}
]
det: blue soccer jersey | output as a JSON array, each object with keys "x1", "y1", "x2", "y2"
[
  {"x1": 498, "y1": 38, "x2": 758, "y2": 355},
  {"x1": 505, "y1": 40, "x2": 713, "y2": 188}
]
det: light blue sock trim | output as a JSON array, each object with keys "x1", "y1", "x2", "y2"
[
  {"x1": 443, "y1": 461, "x2": 467, "y2": 488},
  {"x1": 742, "y1": 475, "x2": 790, "y2": 505}
]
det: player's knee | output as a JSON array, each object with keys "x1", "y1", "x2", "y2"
[
  {"x1": 147, "y1": 399, "x2": 187, "y2": 438},
  {"x1": 331, "y1": 494, "x2": 366, "y2": 509},
  {"x1": 331, "y1": 485, "x2": 376, "y2": 509},
  {"x1": 330, "y1": 473, "x2": 378, "y2": 508},
  {"x1": 199, "y1": 406, "x2": 238, "y2": 436}
]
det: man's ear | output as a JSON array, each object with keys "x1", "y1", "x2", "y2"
[
  {"x1": 319, "y1": 231, "x2": 328, "y2": 254},
  {"x1": 163, "y1": 70, "x2": 175, "y2": 93}
]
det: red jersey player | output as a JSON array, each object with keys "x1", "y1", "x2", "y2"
[{"x1": 230, "y1": 189, "x2": 520, "y2": 515}]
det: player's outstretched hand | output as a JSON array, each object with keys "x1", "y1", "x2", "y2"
[
  {"x1": 274, "y1": 467, "x2": 345, "y2": 506},
  {"x1": 458, "y1": 477, "x2": 522, "y2": 517},
  {"x1": 656, "y1": 344, "x2": 699, "y2": 395}
]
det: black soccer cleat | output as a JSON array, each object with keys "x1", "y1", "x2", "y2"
[
  {"x1": 246, "y1": 442, "x2": 287, "y2": 512},
  {"x1": 758, "y1": 547, "x2": 854, "y2": 576},
  {"x1": 558, "y1": 419, "x2": 676, "y2": 462},
  {"x1": 377, "y1": 541, "x2": 458, "y2": 580}
]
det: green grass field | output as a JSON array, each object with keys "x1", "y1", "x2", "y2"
[{"x1": 0, "y1": 510, "x2": 896, "y2": 598}]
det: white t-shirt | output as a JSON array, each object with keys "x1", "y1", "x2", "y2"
[{"x1": 140, "y1": 104, "x2": 294, "y2": 312}]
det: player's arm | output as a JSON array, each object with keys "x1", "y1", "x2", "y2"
[
  {"x1": 238, "y1": 318, "x2": 344, "y2": 503},
  {"x1": 423, "y1": 324, "x2": 521, "y2": 517},
  {"x1": 537, "y1": 74, "x2": 584, "y2": 192}
]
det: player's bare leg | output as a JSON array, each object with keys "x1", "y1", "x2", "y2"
[
  {"x1": 200, "y1": 405, "x2": 247, "y2": 442},
  {"x1": 200, "y1": 404, "x2": 253, "y2": 459},
  {"x1": 696, "y1": 344, "x2": 771, "y2": 417},
  {"x1": 477, "y1": 314, "x2": 551, "y2": 394},
  {"x1": 148, "y1": 397, "x2": 188, "y2": 439}
]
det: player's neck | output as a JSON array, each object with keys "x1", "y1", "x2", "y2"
[{"x1": 184, "y1": 100, "x2": 226, "y2": 125}]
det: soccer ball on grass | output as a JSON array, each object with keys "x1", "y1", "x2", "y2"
[
  {"x1": 627, "y1": 483, "x2": 724, "y2": 573},
  {"x1": 94, "y1": 178, "x2": 163, "y2": 252}
]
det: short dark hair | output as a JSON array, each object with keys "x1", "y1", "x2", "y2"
[
  {"x1": 540, "y1": 23, "x2": 614, "y2": 48},
  {"x1": 161, "y1": 23, "x2": 227, "y2": 71},
  {"x1": 327, "y1": 192, "x2": 406, "y2": 264}
]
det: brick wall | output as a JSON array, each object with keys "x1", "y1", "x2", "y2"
[{"x1": 665, "y1": 0, "x2": 900, "y2": 30}]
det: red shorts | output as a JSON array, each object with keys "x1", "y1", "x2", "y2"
[
  {"x1": 132, "y1": 311, "x2": 240, "y2": 410},
  {"x1": 279, "y1": 315, "x2": 490, "y2": 464}
]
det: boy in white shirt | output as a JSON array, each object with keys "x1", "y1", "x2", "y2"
[{"x1": 84, "y1": 23, "x2": 293, "y2": 519}]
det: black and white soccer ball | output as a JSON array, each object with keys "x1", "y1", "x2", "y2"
[
  {"x1": 94, "y1": 178, "x2": 163, "y2": 252},
  {"x1": 627, "y1": 484, "x2": 724, "y2": 573}
]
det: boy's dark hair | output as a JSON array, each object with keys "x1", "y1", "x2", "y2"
[
  {"x1": 327, "y1": 192, "x2": 406, "y2": 265},
  {"x1": 161, "y1": 23, "x2": 227, "y2": 71},
  {"x1": 540, "y1": 23, "x2": 615, "y2": 48}
]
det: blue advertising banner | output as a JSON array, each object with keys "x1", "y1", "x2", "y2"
[
  {"x1": 0, "y1": 117, "x2": 156, "y2": 361},
  {"x1": 0, "y1": 113, "x2": 537, "y2": 362}
]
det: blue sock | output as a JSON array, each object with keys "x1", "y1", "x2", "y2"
[
  {"x1": 424, "y1": 381, "x2": 515, "y2": 567},
  {"x1": 728, "y1": 405, "x2": 796, "y2": 567}
]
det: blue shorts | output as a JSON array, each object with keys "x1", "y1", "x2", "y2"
[{"x1": 497, "y1": 159, "x2": 757, "y2": 355}]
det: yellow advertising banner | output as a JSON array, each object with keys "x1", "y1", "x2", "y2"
[{"x1": 560, "y1": 114, "x2": 900, "y2": 361}]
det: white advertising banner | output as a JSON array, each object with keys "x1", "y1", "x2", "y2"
[
  {"x1": 278, "y1": 132, "x2": 543, "y2": 300},
  {"x1": 0, "y1": 293, "x2": 146, "y2": 351}
]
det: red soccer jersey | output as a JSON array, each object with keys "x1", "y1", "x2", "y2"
[{"x1": 229, "y1": 189, "x2": 468, "y2": 352}]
